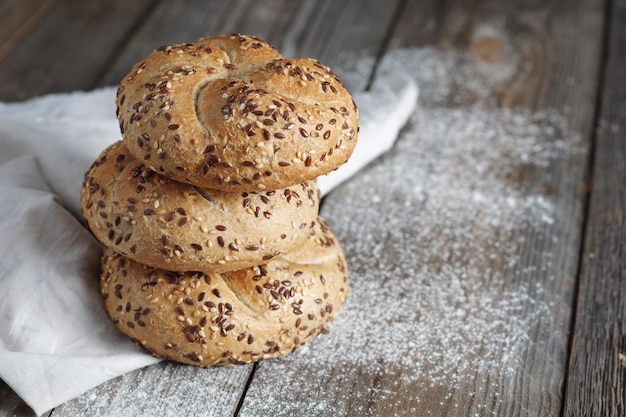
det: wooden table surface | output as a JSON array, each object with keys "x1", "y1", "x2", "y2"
[{"x1": 1, "y1": 0, "x2": 624, "y2": 416}]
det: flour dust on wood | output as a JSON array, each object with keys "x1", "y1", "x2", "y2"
[{"x1": 238, "y1": 45, "x2": 586, "y2": 416}]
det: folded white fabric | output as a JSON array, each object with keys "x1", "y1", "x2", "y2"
[{"x1": 0, "y1": 75, "x2": 417, "y2": 415}]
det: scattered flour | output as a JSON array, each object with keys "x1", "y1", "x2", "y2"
[
  {"x1": 238, "y1": 47, "x2": 586, "y2": 416},
  {"x1": 55, "y1": 362, "x2": 253, "y2": 417}
]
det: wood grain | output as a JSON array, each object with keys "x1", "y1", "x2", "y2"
[
  {"x1": 236, "y1": 0, "x2": 604, "y2": 415},
  {"x1": 0, "y1": 0, "x2": 54, "y2": 63},
  {"x1": 97, "y1": 0, "x2": 400, "y2": 93},
  {"x1": 97, "y1": 0, "x2": 306, "y2": 87},
  {"x1": 52, "y1": 362, "x2": 255, "y2": 417},
  {"x1": 563, "y1": 1, "x2": 626, "y2": 415},
  {"x1": 0, "y1": 0, "x2": 156, "y2": 101}
]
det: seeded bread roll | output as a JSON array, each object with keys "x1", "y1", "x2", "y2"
[
  {"x1": 82, "y1": 141, "x2": 320, "y2": 273},
  {"x1": 100, "y1": 218, "x2": 348, "y2": 367},
  {"x1": 116, "y1": 34, "x2": 359, "y2": 192}
]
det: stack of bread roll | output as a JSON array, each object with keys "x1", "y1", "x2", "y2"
[{"x1": 81, "y1": 35, "x2": 358, "y2": 367}]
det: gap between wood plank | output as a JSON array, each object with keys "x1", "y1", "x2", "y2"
[
  {"x1": 559, "y1": 0, "x2": 613, "y2": 415},
  {"x1": 232, "y1": 362, "x2": 258, "y2": 416},
  {"x1": 364, "y1": 0, "x2": 410, "y2": 91},
  {"x1": 90, "y1": 0, "x2": 161, "y2": 89}
]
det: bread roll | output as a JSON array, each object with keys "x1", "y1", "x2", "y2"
[
  {"x1": 116, "y1": 34, "x2": 358, "y2": 192},
  {"x1": 82, "y1": 141, "x2": 320, "y2": 273},
  {"x1": 100, "y1": 218, "x2": 348, "y2": 367}
]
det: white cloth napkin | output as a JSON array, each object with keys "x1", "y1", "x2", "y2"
[{"x1": 0, "y1": 75, "x2": 417, "y2": 416}]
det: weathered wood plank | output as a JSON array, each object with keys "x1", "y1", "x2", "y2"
[
  {"x1": 98, "y1": 0, "x2": 399, "y2": 93},
  {"x1": 0, "y1": 0, "x2": 156, "y2": 101},
  {"x1": 52, "y1": 362, "x2": 255, "y2": 417},
  {"x1": 0, "y1": 0, "x2": 53, "y2": 63},
  {"x1": 236, "y1": 0, "x2": 604, "y2": 415},
  {"x1": 563, "y1": 1, "x2": 626, "y2": 416},
  {"x1": 97, "y1": 0, "x2": 308, "y2": 88}
]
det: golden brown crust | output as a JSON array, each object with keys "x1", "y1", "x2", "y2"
[
  {"x1": 100, "y1": 218, "x2": 348, "y2": 367},
  {"x1": 81, "y1": 141, "x2": 320, "y2": 273},
  {"x1": 116, "y1": 34, "x2": 359, "y2": 192}
]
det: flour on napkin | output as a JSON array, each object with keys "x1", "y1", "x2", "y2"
[{"x1": 0, "y1": 75, "x2": 417, "y2": 415}]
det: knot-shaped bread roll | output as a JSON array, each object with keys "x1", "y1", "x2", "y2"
[
  {"x1": 116, "y1": 34, "x2": 359, "y2": 191},
  {"x1": 82, "y1": 141, "x2": 320, "y2": 273},
  {"x1": 82, "y1": 34, "x2": 353, "y2": 367},
  {"x1": 100, "y1": 218, "x2": 348, "y2": 367}
]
